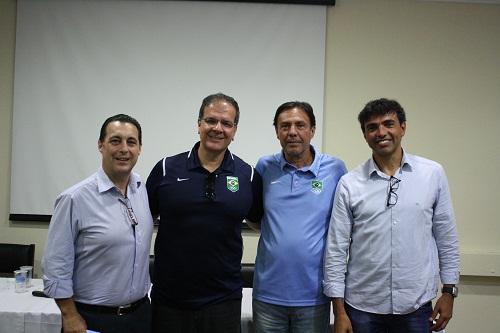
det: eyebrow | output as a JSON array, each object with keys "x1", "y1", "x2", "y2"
[
  {"x1": 280, "y1": 120, "x2": 306, "y2": 125},
  {"x1": 365, "y1": 123, "x2": 379, "y2": 129},
  {"x1": 108, "y1": 135, "x2": 138, "y2": 141}
]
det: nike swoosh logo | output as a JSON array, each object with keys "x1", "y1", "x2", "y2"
[
  {"x1": 177, "y1": 178, "x2": 190, "y2": 182},
  {"x1": 270, "y1": 180, "x2": 281, "y2": 184}
]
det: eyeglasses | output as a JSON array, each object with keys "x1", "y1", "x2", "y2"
[
  {"x1": 119, "y1": 198, "x2": 138, "y2": 227},
  {"x1": 205, "y1": 173, "x2": 216, "y2": 202},
  {"x1": 201, "y1": 117, "x2": 236, "y2": 129},
  {"x1": 386, "y1": 176, "x2": 401, "y2": 208}
]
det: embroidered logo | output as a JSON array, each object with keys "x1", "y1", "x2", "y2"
[
  {"x1": 311, "y1": 180, "x2": 323, "y2": 194},
  {"x1": 226, "y1": 176, "x2": 239, "y2": 192}
]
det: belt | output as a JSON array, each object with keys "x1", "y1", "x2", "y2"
[{"x1": 75, "y1": 296, "x2": 148, "y2": 316}]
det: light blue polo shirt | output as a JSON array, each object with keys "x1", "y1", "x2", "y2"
[{"x1": 253, "y1": 146, "x2": 346, "y2": 306}]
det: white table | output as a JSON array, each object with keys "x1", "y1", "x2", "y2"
[
  {"x1": 241, "y1": 288, "x2": 254, "y2": 333},
  {"x1": 0, "y1": 278, "x2": 61, "y2": 333}
]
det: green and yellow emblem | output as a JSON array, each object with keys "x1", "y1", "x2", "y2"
[
  {"x1": 227, "y1": 176, "x2": 239, "y2": 192},
  {"x1": 311, "y1": 180, "x2": 323, "y2": 194}
]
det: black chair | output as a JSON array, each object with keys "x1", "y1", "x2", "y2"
[
  {"x1": 241, "y1": 263, "x2": 254, "y2": 288},
  {"x1": 0, "y1": 243, "x2": 35, "y2": 277}
]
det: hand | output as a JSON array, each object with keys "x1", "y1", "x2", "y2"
[
  {"x1": 55, "y1": 298, "x2": 87, "y2": 333},
  {"x1": 61, "y1": 311, "x2": 87, "y2": 333},
  {"x1": 430, "y1": 293, "x2": 454, "y2": 332},
  {"x1": 333, "y1": 313, "x2": 353, "y2": 333},
  {"x1": 331, "y1": 298, "x2": 353, "y2": 333}
]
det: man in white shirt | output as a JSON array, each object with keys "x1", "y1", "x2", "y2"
[{"x1": 323, "y1": 98, "x2": 459, "y2": 333}]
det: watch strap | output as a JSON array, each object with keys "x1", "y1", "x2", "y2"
[{"x1": 441, "y1": 286, "x2": 458, "y2": 297}]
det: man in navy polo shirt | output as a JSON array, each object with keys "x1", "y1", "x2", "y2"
[
  {"x1": 247, "y1": 101, "x2": 347, "y2": 333},
  {"x1": 146, "y1": 93, "x2": 263, "y2": 333}
]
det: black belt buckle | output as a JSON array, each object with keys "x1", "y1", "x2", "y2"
[{"x1": 116, "y1": 303, "x2": 132, "y2": 316}]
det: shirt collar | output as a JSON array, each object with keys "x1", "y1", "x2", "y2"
[
  {"x1": 187, "y1": 141, "x2": 235, "y2": 173},
  {"x1": 97, "y1": 167, "x2": 142, "y2": 194},
  {"x1": 367, "y1": 149, "x2": 413, "y2": 179},
  {"x1": 279, "y1": 145, "x2": 320, "y2": 177}
]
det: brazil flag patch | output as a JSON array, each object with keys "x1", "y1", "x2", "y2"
[
  {"x1": 227, "y1": 176, "x2": 239, "y2": 192},
  {"x1": 311, "y1": 180, "x2": 323, "y2": 194}
]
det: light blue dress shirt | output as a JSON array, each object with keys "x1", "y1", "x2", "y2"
[
  {"x1": 43, "y1": 168, "x2": 153, "y2": 306},
  {"x1": 323, "y1": 152, "x2": 460, "y2": 314},
  {"x1": 254, "y1": 146, "x2": 347, "y2": 306}
]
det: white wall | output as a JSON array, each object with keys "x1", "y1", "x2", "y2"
[
  {"x1": 325, "y1": 0, "x2": 500, "y2": 259},
  {"x1": 1, "y1": 1, "x2": 500, "y2": 332},
  {"x1": 322, "y1": 1, "x2": 500, "y2": 332}
]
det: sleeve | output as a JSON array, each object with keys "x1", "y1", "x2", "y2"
[
  {"x1": 246, "y1": 167, "x2": 263, "y2": 223},
  {"x1": 432, "y1": 166, "x2": 460, "y2": 284},
  {"x1": 323, "y1": 177, "x2": 353, "y2": 298},
  {"x1": 333, "y1": 159, "x2": 348, "y2": 188},
  {"x1": 42, "y1": 193, "x2": 79, "y2": 299},
  {"x1": 146, "y1": 159, "x2": 163, "y2": 217}
]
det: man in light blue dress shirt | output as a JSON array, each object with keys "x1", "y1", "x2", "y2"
[
  {"x1": 248, "y1": 101, "x2": 347, "y2": 333},
  {"x1": 323, "y1": 98, "x2": 460, "y2": 333},
  {"x1": 43, "y1": 114, "x2": 153, "y2": 333}
]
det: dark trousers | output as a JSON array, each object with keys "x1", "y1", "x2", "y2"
[
  {"x1": 75, "y1": 298, "x2": 151, "y2": 333},
  {"x1": 152, "y1": 299, "x2": 241, "y2": 333},
  {"x1": 345, "y1": 302, "x2": 433, "y2": 333}
]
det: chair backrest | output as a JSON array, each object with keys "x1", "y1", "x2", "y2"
[
  {"x1": 0, "y1": 243, "x2": 35, "y2": 277},
  {"x1": 241, "y1": 263, "x2": 254, "y2": 288}
]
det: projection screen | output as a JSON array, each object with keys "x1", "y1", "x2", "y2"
[{"x1": 11, "y1": 0, "x2": 326, "y2": 219}]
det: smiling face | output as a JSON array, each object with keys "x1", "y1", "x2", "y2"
[
  {"x1": 363, "y1": 112, "x2": 406, "y2": 159},
  {"x1": 98, "y1": 121, "x2": 141, "y2": 183},
  {"x1": 197, "y1": 100, "x2": 238, "y2": 156},
  {"x1": 275, "y1": 107, "x2": 315, "y2": 165}
]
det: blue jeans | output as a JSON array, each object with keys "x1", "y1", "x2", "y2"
[
  {"x1": 345, "y1": 302, "x2": 433, "y2": 333},
  {"x1": 253, "y1": 299, "x2": 330, "y2": 333}
]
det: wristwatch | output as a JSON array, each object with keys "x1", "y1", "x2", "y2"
[{"x1": 442, "y1": 285, "x2": 458, "y2": 298}]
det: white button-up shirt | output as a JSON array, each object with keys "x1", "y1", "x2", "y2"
[{"x1": 323, "y1": 152, "x2": 459, "y2": 314}]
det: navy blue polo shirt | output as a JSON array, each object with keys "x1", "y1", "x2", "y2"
[{"x1": 146, "y1": 142, "x2": 263, "y2": 309}]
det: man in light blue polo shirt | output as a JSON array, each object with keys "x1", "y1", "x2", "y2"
[{"x1": 248, "y1": 101, "x2": 346, "y2": 332}]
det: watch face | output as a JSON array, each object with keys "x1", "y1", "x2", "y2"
[{"x1": 442, "y1": 286, "x2": 458, "y2": 297}]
